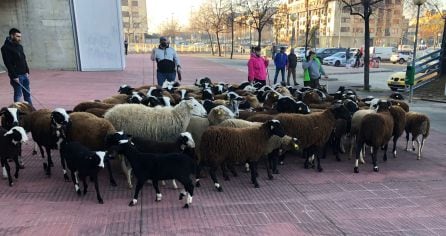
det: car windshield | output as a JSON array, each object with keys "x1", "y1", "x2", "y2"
[
  {"x1": 316, "y1": 48, "x2": 325, "y2": 53},
  {"x1": 331, "y1": 52, "x2": 345, "y2": 57}
]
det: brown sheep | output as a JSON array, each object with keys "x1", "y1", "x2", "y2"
[
  {"x1": 239, "y1": 110, "x2": 278, "y2": 120},
  {"x1": 354, "y1": 100, "x2": 394, "y2": 173},
  {"x1": 84, "y1": 108, "x2": 108, "y2": 118},
  {"x1": 262, "y1": 90, "x2": 281, "y2": 110},
  {"x1": 389, "y1": 105, "x2": 406, "y2": 159},
  {"x1": 199, "y1": 120, "x2": 286, "y2": 190},
  {"x1": 302, "y1": 90, "x2": 321, "y2": 104},
  {"x1": 246, "y1": 113, "x2": 276, "y2": 122},
  {"x1": 405, "y1": 112, "x2": 430, "y2": 160},
  {"x1": 73, "y1": 101, "x2": 115, "y2": 112},
  {"x1": 102, "y1": 94, "x2": 129, "y2": 104}
]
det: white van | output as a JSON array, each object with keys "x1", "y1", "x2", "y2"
[{"x1": 370, "y1": 47, "x2": 397, "y2": 61}]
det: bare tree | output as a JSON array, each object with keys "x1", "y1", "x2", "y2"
[
  {"x1": 159, "y1": 18, "x2": 181, "y2": 44},
  {"x1": 340, "y1": 0, "x2": 386, "y2": 91},
  {"x1": 239, "y1": 0, "x2": 281, "y2": 48},
  {"x1": 200, "y1": 0, "x2": 230, "y2": 56},
  {"x1": 190, "y1": 5, "x2": 216, "y2": 55}
]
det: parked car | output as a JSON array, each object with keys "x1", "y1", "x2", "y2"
[
  {"x1": 387, "y1": 67, "x2": 438, "y2": 91},
  {"x1": 291, "y1": 47, "x2": 306, "y2": 62},
  {"x1": 322, "y1": 52, "x2": 354, "y2": 67},
  {"x1": 390, "y1": 51, "x2": 412, "y2": 64},
  {"x1": 316, "y1": 48, "x2": 346, "y2": 61}
]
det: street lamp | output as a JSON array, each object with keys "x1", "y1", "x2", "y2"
[
  {"x1": 247, "y1": 19, "x2": 253, "y2": 49},
  {"x1": 290, "y1": 13, "x2": 297, "y2": 48},
  {"x1": 409, "y1": 0, "x2": 426, "y2": 103}
]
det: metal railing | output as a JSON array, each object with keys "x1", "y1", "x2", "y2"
[{"x1": 413, "y1": 49, "x2": 441, "y2": 89}]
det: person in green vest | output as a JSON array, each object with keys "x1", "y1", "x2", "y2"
[{"x1": 302, "y1": 50, "x2": 328, "y2": 89}]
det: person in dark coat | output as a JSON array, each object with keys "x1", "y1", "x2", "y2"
[
  {"x1": 273, "y1": 46, "x2": 288, "y2": 84},
  {"x1": 287, "y1": 48, "x2": 298, "y2": 86},
  {"x1": 1, "y1": 28, "x2": 32, "y2": 105},
  {"x1": 124, "y1": 40, "x2": 128, "y2": 55},
  {"x1": 345, "y1": 48, "x2": 351, "y2": 69}
]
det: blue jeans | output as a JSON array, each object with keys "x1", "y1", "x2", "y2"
[
  {"x1": 273, "y1": 67, "x2": 285, "y2": 84},
  {"x1": 10, "y1": 74, "x2": 32, "y2": 105},
  {"x1": 157, "y1": 72, "x2": 176, "y2": 86}
]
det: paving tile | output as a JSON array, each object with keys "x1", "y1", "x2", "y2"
[
  {"x1": 363, "y1": 197, "x2": 418, "y2": 209},
  {"x1": 265, "y1": 212, "x2": 300, "y2": 224},
  {"x1": 335, "y1": 219, "x2": 398, "y2": 233},
  {"x1": 234, "y1": 212, "x2": 269, "y2": 226}
]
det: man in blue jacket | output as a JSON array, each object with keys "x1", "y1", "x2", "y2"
[
  {"x1": 1, "y1": 28, "x2": 32, "y2": 105},
  {"x1": 273, "y1": 46, "x2": 288, "y2": 84}
]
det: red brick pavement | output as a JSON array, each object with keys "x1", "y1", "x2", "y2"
[{"x1": 0, "y1": 54, "x2": 445, "y2": 236}]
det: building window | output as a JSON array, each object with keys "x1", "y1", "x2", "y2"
[
  {"x1": 121, "y1": 0, "x2": 128, "y2": 6},
  {"x1": 385, "y1": 28, "x2": 390, "y2": 36},
  {"x1": 123, "y1": 22, "x2": 130, "y2": 28},
  {"x1": 132, "y1": 1, "x2": 138, "y2": 7},
  {"x1": 342, "y1": 7, "x2": 350, "y2": 14},
  {"x1": 133, "y1": 23, "x2": 140, "y2": 28},
  {"x1": 132, "y1": 12, "x2": 139, "y2": 18},
  {"x1": 393, "y1": 19, "x2": 399, "y2": 24},
  {"x1": 341, "y1": 17, "x2": 350, "y2": 23},
  {"x1": 341, "y1": 27, "x2": 350, "y2": 32},
  {"x1": 122, "y1": 11, "x2": 129, "y2": 17}
]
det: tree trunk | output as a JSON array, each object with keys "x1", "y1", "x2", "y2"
[
  {"x1": 216, "y1": 32, "x2": 222, "y2": 57},
  {"x1": 363, "y1": 1, "x2": 370, "y2": 91},
  {"x1": 257, "y1": 29, "x2": 262, "y2": 48},
  {"x1": 207, "y1": 31, "x2": 215, "y2": 56},
  {"x1": 230, "y1": 18, "x2": 234, "y2": 59}
]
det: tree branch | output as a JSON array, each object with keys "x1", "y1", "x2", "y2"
[{"x1": 341, "y1": 0, "x2": 365, "y2": 19}]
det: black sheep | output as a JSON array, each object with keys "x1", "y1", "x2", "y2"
[{"x1": 0, "y1": 126, "x2": 28, "y2": 186}]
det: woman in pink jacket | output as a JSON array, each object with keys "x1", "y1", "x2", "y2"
[{"x1": 247, "y1": 46, "x2": 269, "y2": 86}]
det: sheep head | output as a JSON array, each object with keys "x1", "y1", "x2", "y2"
[
  {"x1": 183, "y1": 98, "x2": 207, "y2": 117},
  {"x1": 4, "y1": 126, "x2": 28, "y2": 146},
  {"x1": 178, "y1": 132, "x2": 195, "y2": 150},
  {"x1": 265, "y1": 120, "x2": 285, "y2": 138},
  {"x1": 118, "y1": 85, "x2": 135, "y2": 95},
  {"x1": 51, "y1": 108, "x2": 70, "y2": 128},
  {"x1": 0, "y1": 107, "x2": 20, "y2": 129}
]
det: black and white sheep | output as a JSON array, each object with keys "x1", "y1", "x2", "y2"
[
  {"x1": 60, "y1": 140, "x2": 108, "y2": 204},
  {"x1": 199, "y1": 120, "x2": 286, "y2": 190},
  {"x1": 106, "y1": 131, "x2": 196, "y2": 208},
  {"x1": 0, "y1": 126, "x2": 28, "y2": 186},
  {"x1": 405, "y1": 112, "x2": 430, "y2": 160}
]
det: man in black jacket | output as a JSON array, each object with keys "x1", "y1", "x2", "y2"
[
  {"x1": 1, "y1": 28, "x2": 32, "y2": 105},
  {"x1": 287, "y1": 48, "x2": 298, "y2": 86}
]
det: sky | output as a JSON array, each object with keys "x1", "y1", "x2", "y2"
[{"x1": 146, "y1": 0, "x2": 205, "y2": 33}]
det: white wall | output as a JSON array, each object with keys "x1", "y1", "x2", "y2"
[{"x1": 72, "y1": 0, "x2": 125, "y2": 71}]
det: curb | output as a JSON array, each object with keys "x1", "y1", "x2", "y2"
[{"x1": 419, "y1": 98, "x2": 446, "y2": 103}]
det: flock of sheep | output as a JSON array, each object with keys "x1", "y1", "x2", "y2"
[{"x1": 0, "y1": 78, "x2": 430, "y2": 208}]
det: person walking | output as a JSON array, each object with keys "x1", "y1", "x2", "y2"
[
  {"x1": 247, "y1": 46, "x2": 269, "y2": 86},
  {"x1": 273, "y1": 46, "x2": 287, "y2": 84},
  {"x1": 302, "y1": 51, "x2": 328, "y2": 89},
  {"x1": 1, "y1": 28, "x2": 32, "y2": 105},
  {"x1": 124, "y1": 40, "x2": 128, "y2": 55},
  {"x1": 345, "y1": 48, "x2": 351, "y2": 69},
  {"x1": 287, "y1": 48, "x2": 298, "y2": 86},
  {"x1": 354, "y1": 49, "x2": 362, "y2": 68},
  {"x1": 151, "y1": 36, "x2": 181, "y2": 86}
]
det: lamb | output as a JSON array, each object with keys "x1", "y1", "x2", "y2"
[
  {"x1": 199, "y1": 120, "x2": 285, "y2": 190},
  {"x1": 354, "y1": 100, "x2": 394, "y2": 173},
  {"x1": 105, "y1": 131, "x2": 196, "y2": 208},
  {"x1": 0, "y1": 126, "x2": 28, "y2": 186},
  {"x1": 404, "y1": 112, "x2": 430, "y2": 160},
  {"x1": 60, "y1": 140, "x2": 107, "y2": 204},
  {"x1": 104, "y1": 98, "x2": 207, "y2": 142}
]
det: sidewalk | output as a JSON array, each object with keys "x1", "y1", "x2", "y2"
[{"x1": 0, "y1": 54, "x2": 445, "y2": 235}]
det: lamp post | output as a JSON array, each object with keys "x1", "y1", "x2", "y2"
[
  {"x1": 290, "y1": 13, "x2": 297, "y2": 48},
  {"x1": 409, "y1": 0, "x2": 426, "y2": 103}
]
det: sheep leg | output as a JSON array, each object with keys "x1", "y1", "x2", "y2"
[
  {"x1": 92, "y1": 175, "x2": 103, "y2": 204},
  {"x1": 419, "y1": 137, "x2": 426, "y2": 160},
  {"x1": 265, "y1": 157, "x2": 273, "y2": 180},
  {"x1": 249, "y1": 161, "x2": 260, "y2": 188},
  {"x1": 405, "y1": 131, "x2": 410, "y2": 151},
  {"x1": 269, "y1": 152, "x2": 279, "y2": 174},
  {"x1": 171, "y1": 180, "x2": 178, "y2": 189},
  {"x1": 104, "y1": 159, "x2": 117, "y2": 186},
  {"x1": 129, "y1": 179, "x2": 145, "y2": 206},
  {"x1": 121, "y1": 156, "x2": 132, "y2": 189},
  {"x1": 18, "y1": 143, "x2": 24, "y2": 169},
  {"x1": 315, "y1": 149, "x2": 323, "y2": 172},
  {"x1": 12, "y1": 155, "x2": 20, "y2": 179},
  {"x1": 195, "y1": 162, "x2": 203, "y2": 188},
  {"x1": 244, "y1": 162, "x2": 250, "y2": 173},
  {"x1": 183, "y1": 180, "x2": 194, "y2": 208},
  {"x1": 2, "y1": 164, "x2": 7, "y2": 179},
  {"x1": 416, "y1": 137, "x2": 421, "y2": 160},
  {"x1": 348, "y1": 135, "x2": 355, "y2": 160},
  {"x1": 228, "y1": 164, "x2": 238, "y2": 177},
  {"x1": 354, "y1": 141, "x2": 364, "y2": 173},
  {"x1": 340, "y1": 135, "x2": 347, "y2": 154},
  {"x1": 334, "y1": 137, "x2": 341, "y2": 162},
  {"x1": 278, "y1": 153, "x2": 286, "y2": 165},
  {"x1": 81, "y1": 175, "x2": 88, "y2": 195},
  {"x1": 1, "y1": 159, "x2": 13, "y2": 186},
  {"x1": 209, "y1": 166, "x2": 223, "y2": 192},
  {"x1": 392, "y1": 135, "x2": 398, "y2": 158},
  {"x1": 372, "y1": 147, "x2": 379, "y2": 172},
  {"x1": 45, "y1": 146, "x2": 52, "y2": 176},
  {"x1": 382, "y1": 143, "x2": 389, "y2": 162},
  {"x1": 221, "y1": 163, "x2": 230, "y2": 181},
  {"x1": 59, "y1": 154, "x2": 69, "y2": 182},
  {"x1": 153, "y1": 180, "x2": 162, "y2": 202},
  {"x1": 412, "y1": 136, "x2": 416, "y2": 151},
  {"x1": 71, "y1": 170, "x2": 81, "y2": 195}
]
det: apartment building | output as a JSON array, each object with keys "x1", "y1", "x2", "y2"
[
  {"x1": 286, "y1": 0, "x2": 407, "y2": 48},
  {"x1": 121, "y1": 0, "x2": 148, "y2": 43}
]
